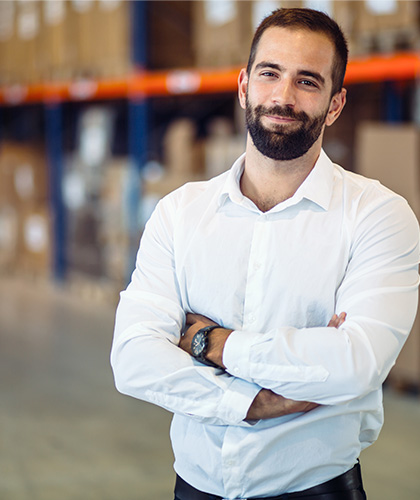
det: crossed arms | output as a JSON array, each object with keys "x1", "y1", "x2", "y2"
[
  {"x1": 179, "y1": 312, "x2": 346, "y2": 420},
  {"x1": 111, "y1": 188, "x2": 420, "y2": 426}
]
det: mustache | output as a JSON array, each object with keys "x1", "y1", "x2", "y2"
[{"x1": 254, "y1": 105, "x2": 309, "y2": 122}]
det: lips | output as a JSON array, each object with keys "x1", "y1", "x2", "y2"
[
  {"x1": 264, "y1": 114, "x2": 299, "y2": 126},
  {"x1": 266, "y1": 114, "x2": 296, "y2": 121}
]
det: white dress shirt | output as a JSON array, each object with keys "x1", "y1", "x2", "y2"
[{"x1": 111, "y1": 150, "x2": 419, "y2": 499}]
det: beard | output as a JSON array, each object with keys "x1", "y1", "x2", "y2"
[{"x1": 245, "y1": 95, "x2": 329, "y2": 161}]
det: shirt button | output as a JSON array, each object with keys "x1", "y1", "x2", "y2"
[
  {"x1": 254, "y1": 262, "x2": 261, "y2": 270},
  {"x1": 248, "y1": 315, "x2": 255, "y2": 323}
]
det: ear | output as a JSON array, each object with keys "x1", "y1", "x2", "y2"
[
  {"x1": 325, "y1": 88, "x2": 347, "y2": 127},
  {"x1": 238, "y1": 68, "x2": 248, "y2": 110}
]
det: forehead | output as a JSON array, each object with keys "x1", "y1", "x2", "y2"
[{"x1": 253, "y1": 27, "x2": 335, "y2": 81}]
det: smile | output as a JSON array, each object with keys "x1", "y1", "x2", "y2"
[{"x1": 264, "y1": 114, "x2": 298, "y2": 124}]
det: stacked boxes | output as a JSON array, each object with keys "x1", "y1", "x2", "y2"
[
  {"x1": 0, "y1": 142, "x2": 51, "y2": 276},
  {"x1": 0, "y1": 0, "x2": 43, "y2": 85},
  {"x1": 40, "y1": 0, "x2": 75, "y2": 81},
  {"x1": 142, "y1": 115, "x2": 246, "y2": 215},
  {"x1": 354, "y1": 0, "x2": 420, "y2": 54},
  {"x1": 1, "y1": 1, "x2": 420, "y2": 85},
  {"x1": 192, "y1": 0, "x2": 254, "y2": 68},
  {"x1": 0, "y1": 0, "x2": 132, "y2": 84},
  {"x1": 355, "y1": 122, "x2": 420, "y2": 388},
  {"x1": 148, "y1": 1, "x2": 195, "y2": 69}
]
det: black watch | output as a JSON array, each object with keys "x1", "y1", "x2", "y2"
[{"x1": 191, "y1": 325, "x2": 219, "y2": 367}]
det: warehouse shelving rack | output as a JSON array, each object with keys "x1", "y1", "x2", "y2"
[
  {"x1": 1, "y1": 51, "x2": 420, "y2": 105},
  {"x1": 1, "y1": 0, "x2": 419, "y2": 280}
]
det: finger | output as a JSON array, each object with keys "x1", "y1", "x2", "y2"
[
  {"x1": 337, "y1": 312, "x2": 347, "y2": 326},
  {"x1": 327, "y1": 314, "x2": 338, "y2": 327},
  {"x1": 186, "y1": 313, "x2": 217, "y2": 326}
]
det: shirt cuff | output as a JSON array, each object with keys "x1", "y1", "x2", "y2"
[
  {"x1": 218, "y1": 375, "x2": 261, "y2": 425},
  {"x1": 223, "y1": 329, "x2": 255, "y2": 382}
]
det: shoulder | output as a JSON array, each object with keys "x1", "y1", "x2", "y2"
[
  {"x1": 159, "y1": 170, "x2": 230, "y2": 212},
  {"x1": 333, "y1": 163, "x2": 416, "y2": 215},
  {"x1": 333, "y1": 164, "x2": 419, "y2": 253}
]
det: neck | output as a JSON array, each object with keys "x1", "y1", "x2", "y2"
[{"x1": 240, "y1": 135, "x2": 322, "y2": 212}]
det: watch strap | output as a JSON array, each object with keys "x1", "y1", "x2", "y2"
[{"x1": 191, "y1": 325, "x2": 219, "y2": 367}]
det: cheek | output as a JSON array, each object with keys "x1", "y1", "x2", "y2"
[{"x1": 247, "y1": 83, "x2": 272, "y2": 105}]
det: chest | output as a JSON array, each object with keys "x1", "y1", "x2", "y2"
[{"x1": 174, "y1": 207, "x2": 351, "y2": 330}]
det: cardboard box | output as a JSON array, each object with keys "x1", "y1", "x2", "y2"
[
  {"x1": 357, "y1": 0, "x2": 419, "y2": 32},
  {"x1": 66, "y1": 201, "x2": 105, "y2": 278},
  {"x1": 353, "y1": 0, "x2": 420, "y2": 54},
  {"x1": 99, "y1": 158, "x2": 131, "y2": 283},
  {"x1": 204, "y1": 117, "x2": 245, "y2": 177},
  {"x1": 355, "y1": 123, "x2": 420, "y2": 215},
  {"x1": 0, "y1": 204, "x2": 19, "y2": 273},
  {"x1": 148, "y1": 1, "x2": 195, "y2": 70},
  {"x1": 0, "y1": 0, "x2": 42, "y2": 84},
  {"x1": 17, "y1": 203, "x2": 52, "y2": 276},
  {"x1": 15, "y1": 0, "x2": 43, "y2": 83},
  {"x1": 193, "y1": 0, "x2": 253, "y2": 68},
  {"x1": 40, "y1": 0, "x2": 78, "y2": 81},
  {"x1": 163, "y1": 118, "x2": 204, "y2": 176},
  {"x1": 355, "y1": 122, "x2": 420, "y2": 386},
  {"x1": 94, "y1": 0, "x2": 132, "y2": 77},
  {"x1": 0, "y1": 1, "x2": 16, "y2": 85},
  {"x1": 193, "y1": 1, "x2": 361, "y2": 69},
  {"x1": 70, "y1": 0, "x2": 98, "y2": 77},
  {"x1": 0, "y1": 142, "x2": 49, "y2": 205}
]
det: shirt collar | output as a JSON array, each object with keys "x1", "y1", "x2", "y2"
[
  {"x1": 292, "y1": 149, "x2": 334, "y2": 211},
  {"x1": 218, "y1": 152, "x2": 248, "y2": 208},
  {"x1": 218, "y1": 149, "x2": 334, "y2": 212}
]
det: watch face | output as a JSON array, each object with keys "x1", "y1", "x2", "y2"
[{"x1": 192, "y1": 332, "x2": 206, "y2": 357}]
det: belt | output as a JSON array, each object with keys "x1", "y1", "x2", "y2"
[{"x1": 174, "y1": 462, "x2": 366, "y2": 500}]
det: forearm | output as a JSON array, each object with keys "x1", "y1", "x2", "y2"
[
  {"x1": 246, "y1": 389, "x2": 319, "y2": 420},
  {"x1": 223, "y1": 316, "x2": 414, "y2": 405},
  {"x1": 180, "y1": 313, "x2": 326, "y2": 420},
  {"x1": 112, "y1": 296, "x2": 263, "y2": 426}
]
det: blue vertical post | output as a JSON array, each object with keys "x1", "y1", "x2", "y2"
[
  {"x1": 132, "y1": 0, "x2": 148, "y2": 68},
  {"x1": 45, "y1": 103, "x2": 66, "y2": 281},
  {"x1": 125, "y1": 0, "x2": 149, "y2": 280},
  {"x1": 384, "y1": 81, "x2": 403, "y2": 123},
  {"x1": 130, "y1": 0, "x2": 149, "y2": 174}
]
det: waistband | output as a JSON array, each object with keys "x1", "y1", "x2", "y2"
[{"x1": 174, "y1": 462, "x2": 366, "y2": 500}]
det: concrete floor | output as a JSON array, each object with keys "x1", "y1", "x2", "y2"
[{"x1": 1, "y1": 276, "x2": 419, "y2": 500}]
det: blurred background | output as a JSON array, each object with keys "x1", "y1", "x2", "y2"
[{"x1": 0, "y1": 1, "x2": 420, "y2": 499}]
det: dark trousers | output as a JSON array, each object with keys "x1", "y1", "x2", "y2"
[{"x1": 174, "y1": 462, "x2": 367, "y2": 500}]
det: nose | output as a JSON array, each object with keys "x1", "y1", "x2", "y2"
[{"x1": 271, "y1": 78, "x2": 296, "y2": 108}]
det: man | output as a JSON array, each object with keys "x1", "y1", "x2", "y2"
[{"x1": 111, "y1": 8, "x2": 419, "y2": 500}]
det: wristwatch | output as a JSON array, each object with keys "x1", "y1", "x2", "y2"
[{"x1": 191, "y1": 325, "x2": 220, "y2": 367}]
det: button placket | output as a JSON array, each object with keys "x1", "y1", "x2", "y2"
[
  {"x1": 221, "y1": 426, "x2": 247, "y2": 498},
  {"x1": 243, "y1": 218, "x2": 268, "y2": 330}
]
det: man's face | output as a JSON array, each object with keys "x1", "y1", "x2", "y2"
[
  {"x1": 245, "y1": 92, "x2": 329, "y2": 161},
  {"x1": 241, "y1": 27, "x2": 342, "y2": 161}
]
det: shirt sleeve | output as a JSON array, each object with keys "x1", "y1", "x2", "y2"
[
  {"x1": 110, "y1": 193, "x2": 260, "y2": 426},
  {"x1": 222, "y1": 194, "x2": 420, "y2": 405}
]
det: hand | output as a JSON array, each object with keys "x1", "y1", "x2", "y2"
[
  {"x1": 246, "y1": 389, "x2": 319, "y2": 420},
  {"x1": 179, "y1": 313, "x2": 218, "y2": 355},
  {"x1": 246, "y1": 312, "x2": 346, "y2": 421},
  {"x1": 179, "y1": 313, "x2": 233, "y2": 367},
  {"x1": 328, "y1": 312, "x2": 346, "y2": 328}
]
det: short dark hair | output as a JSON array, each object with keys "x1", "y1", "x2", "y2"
[{"x1": 246, "y1": 8, "x2": 348, "y2": 96}]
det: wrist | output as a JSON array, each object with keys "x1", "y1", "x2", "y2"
[{"x1": 206, "y1": 328, "x2": 233, "y2": 368}]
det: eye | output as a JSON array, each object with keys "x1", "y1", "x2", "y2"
[
  {"x1": 260, "y1": 71, "x2": 278, "y2": 79},
  {"x1": 298, "y1": 79, "x2": 318, "y2": 88}
]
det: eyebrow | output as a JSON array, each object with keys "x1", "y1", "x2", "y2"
[{"x1": 254, "y1": 61, "x2": 326, "y2": 87}]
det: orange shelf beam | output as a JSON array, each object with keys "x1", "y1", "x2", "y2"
[
  {"x1": 344, "y1": 52, "x2": 420, "y2": 84},
  {"x1": 1, "y1": 52, "x2": 420, "y2": 106}
]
